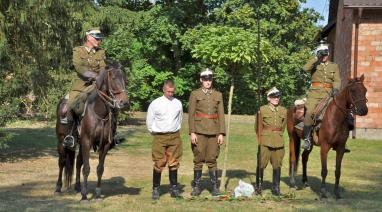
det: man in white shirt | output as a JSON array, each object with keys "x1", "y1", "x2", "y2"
[{"x1": 146, "y1": 79, "x2": 183, "y2": 200}]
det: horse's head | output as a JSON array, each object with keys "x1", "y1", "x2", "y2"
[
  {"x1": 346, "y1": 74, "x2": 368, "y2": 116},
  {"x1": 96, "y1": 63, "x2": 129, "y2": 109}
]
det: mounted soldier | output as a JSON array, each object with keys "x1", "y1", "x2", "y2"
[
  {"x1": 60, "y1": 27, "x2": 106, "y2": 147},
  {"x1": 301, "y1": 41, "x2": 342, "y2": 150}
]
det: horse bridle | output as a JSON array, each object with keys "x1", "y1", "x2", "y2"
[
  {"x1": 334, "y1": 81, "x2": 368, "y2": 115},
  {"x1": 96, "y1": 69, "x2": 126, "y2": 109}
]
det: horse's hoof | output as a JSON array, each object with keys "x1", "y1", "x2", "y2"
[
  {"x1": 303, "y1": 182, "x2": 310, "y2": 188},
  {"x1": 54, "y1": 191, "x2": 62, "y2": 196},
  {"x1": 75, "y1": 184, "x2": 81, "y2": 193}
]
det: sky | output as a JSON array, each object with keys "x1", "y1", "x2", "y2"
[{"x1": 301, "y1": 0, "x2": 330, "y2": 26}]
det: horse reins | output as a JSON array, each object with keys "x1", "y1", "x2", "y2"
[
  {"x1": 94, "y1": 69, "x2": 126, "y2": 145},
  {"x1": 333, "y1": 81, "x2": 368, "y2": 115}
]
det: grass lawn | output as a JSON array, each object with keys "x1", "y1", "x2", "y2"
[{"x1": 0, "y1": 113, "x2": 381, "y2": 211}]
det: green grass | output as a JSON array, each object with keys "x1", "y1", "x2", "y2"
[{"x1": 0, "y1": 116, "x2": 382, "y2": 211}]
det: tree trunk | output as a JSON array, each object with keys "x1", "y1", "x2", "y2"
[{"x1": 219, "y1": 77, "x2": 234, "y2": 192}]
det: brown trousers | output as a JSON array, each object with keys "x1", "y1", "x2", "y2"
[
  {"x1": 151, "y1": 131, "x2": 183, "y2": 173},
  {"x1": 191, "y1": 134, "x2": 220, "y2": 171},
  {"x1": 260, "y1": 145, "x2": 285, "y2": 169}
]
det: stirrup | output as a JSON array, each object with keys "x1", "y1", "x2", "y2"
[
  {"x1": 60, "y1": 117, "x2": 69, "y2": 124},
  {"x1": 301, "y1": 139, "x2": 312, "y2": 150},
  {"x1": 63, "y1": 135, "x2": 75, "y2": 148}
]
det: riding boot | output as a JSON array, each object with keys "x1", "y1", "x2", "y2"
[
  {"x1": 347, "y1": 113, "x2": 355, "y2": 131},
  {"x1": 169, "y1": 169, "x2": 182, "y2": 198},
  {"x1": 209, "y1": 170, "x2": 220, "y2": 196},
  {"x1": 255, "y1": 168, "x2": 264, "y2": 195},
  {"x1": 191, "y1": 170, "x2": 202, "y2": 196},
  {"x1": 301, "y1": 125, "x2": 313, "y2": 150},
  {"x1": 271, "y1": 168, "x2": 281, "y2": 196},
  {"x1": 152, "y1": 169, "x2": 161, "y2": 200},
  {"x1": 62, "y1": 111, "x2": 76, "y2": 149}
]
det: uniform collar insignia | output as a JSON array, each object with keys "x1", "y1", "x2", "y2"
[
  {"x1": 202, "y1": 88, "x2": 212, "y2": 94},
  {"x1": 268, "y1": 104, "x2": 278, "y2": 112}
]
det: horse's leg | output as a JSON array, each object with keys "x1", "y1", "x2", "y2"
[
  {"x1": 320, "y1": 144, "x2": 330, "y2": 199},
  {"x1": 334, "y1": 148, "x2": 345, "y2": 199},
  {"x1": 289, "y1": 133, "x2": 297, "y2": 188},
  {"x1": 55, "y1": 151, "x2": 65, "y2": 194},
  {"x1": 75, "y1": 145, "x2": 83, "y2": 192},
  {"x1": 301, "y1": 147, "x2": 312, "y2": 188},
  {"x1": 80, "y1": 138, "x2": 91, "y2": 202},
  {"x1": 95, "y1": 143, "x2": 111, "y2": 200}
]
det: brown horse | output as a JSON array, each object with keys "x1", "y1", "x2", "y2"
[
  {"x1": 288, "y1": 74, "x2": 368, "y2": 199},
  {"x1": 55, "y1": 64, "x2": 129, "y2": 202}
]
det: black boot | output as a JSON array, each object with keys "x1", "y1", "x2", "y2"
[
  {"x1": 255, "y1": 168, "x2": 264, "y2": 195},
  {"x1": 271, "y1": 168, "x2": 281, "y2": 196},
  {"x1": 209, "y1": 170, "x2": 220, "y2": 196},
  {"x1": 347, "y1": 113, "x2": 355, "y2": 131},
  {"x1": 301, "y1": 125, "x2": 313, "y2": 150},
  {"x1": 169, "y1": 169, "x2": 182, "y2": 198},
  {"x1": 191, "y1": 170, "x2": 202, "y2": 196},
  {"x1": 152, "y1": 169, "x2": 161, "y2": 200}
]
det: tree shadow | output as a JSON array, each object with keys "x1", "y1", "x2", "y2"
[{"x1": 0, "y1": 126, "x2": 142, "y2": 163}]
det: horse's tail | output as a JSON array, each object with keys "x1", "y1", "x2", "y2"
[
  {"x1": 294, "y1": 131, "x2": 301, "y2": 173},
  {"x1": 64, "y1": 148, "x2": 75, "y2": 188},
  {"x1": 287, "y1": 106, "x2": 301, "y2": 174}
]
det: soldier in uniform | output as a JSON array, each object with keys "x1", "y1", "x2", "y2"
[
  {"x1": 254, "y1": 87, "x2": 287, "y2": 196},
  {"x1": 61, "y1": 27, "x2": 106, "y2": 147},
  {"x1": 301, "y1": 41, "x2": 341, "y2": 150},
  {"x1": 146, "y1": 79, "x2": 183, "y2": 200},
  {"x1": 188, "y1": 68, "x2": 226, "y2": 197}
]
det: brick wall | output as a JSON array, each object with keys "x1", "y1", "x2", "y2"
[{"x1": 351, "y1": 10, "x2": 382, "y2": 130}]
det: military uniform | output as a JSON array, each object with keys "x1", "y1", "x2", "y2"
[
  {"x1": 255, "y1": 104, "x2": 287, "y2": 169},
  {"x1": 188, "y1": 69, "x2": 226, "y2": 196},
  {"x1": 303, "y1": 57, "x2": 341, "y2": 126},
  {"x1": 254, "y1": 87, "x2": 286, "y2": 196},
  {"x1": 68, "y1": 45, "x2": 106, "y2": 112},
  {"x1": 188, "y1": 88, "x2": 225, "y2": 171}
]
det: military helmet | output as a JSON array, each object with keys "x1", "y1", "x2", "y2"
[
  {"x1": 267, "y1": 87, "x2": 281, "y2": 98},
  {"x1": 86, "y1": 27, "x2": 103, "y2": 40},
  {"x1": 315, "y1": 40, "x2": 329, "y2": 57},
  {"x1": 200, "y1": 68, "x2": 213, "y2": 80}
]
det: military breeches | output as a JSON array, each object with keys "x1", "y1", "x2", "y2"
[
  {"x1": 152, "y1": 131, "x2": 183, "y2": 173},
  {"x1": 260, "y1": 145, "x2": 285, "y2": 169},
  {"x1": 303, "y1": 90, "x2": 329, "y2": 126},
  {"x1": 67, "y1": 84, "x2": 95, "y2": 113},
  {"x1": 191, "y1": 134, "x2": 220, "y2": 171}
]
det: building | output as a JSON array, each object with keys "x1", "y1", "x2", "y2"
[{"x1": 321, "y1": 0, "x2": 382, "y2": 139}]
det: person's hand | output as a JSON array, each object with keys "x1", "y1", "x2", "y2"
[
  {"x1": 190, "y1": 133, "x2": 198, "y2": 145},
  {"x1": 331, "y1": 88, "x2": 339, "y2": 96},
  {"x1": 217, "y1": 134, "x2": 224, "y2": 145}
]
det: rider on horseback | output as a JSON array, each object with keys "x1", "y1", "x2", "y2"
[
  {"x1": 61, "y1": 27, "x2": 106, "y2": 147},
  {"x1": 301, "y1": 41, "x2": 341, "y2": 150}
]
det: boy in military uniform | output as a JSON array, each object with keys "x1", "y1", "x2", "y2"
[
  {"x1": 301, "y1": 41, "x2": 341, "y2": 150},
  {"x1": 188, "y1": 68, "x2": 226, "y2": 196},
  {"x1": 255, "y1": 87, "x2": 287, "y2": 196},
  {"x1": 61, "y1": 27, "x2": 106, "y2": 147}
]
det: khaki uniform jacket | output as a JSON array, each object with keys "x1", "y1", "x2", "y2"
[
  {"x1": 254, "y1": 104, "x2": 287, "y2": 148},
  {"x1": 188, "y1": 88, "x2": 226, "y2": 135},
  {"x1": 303, "y1": 57, "x2": 341, "y2": 96},
  {"x1": 71, "y1": 46, "x2": 106, "y2": 92}
]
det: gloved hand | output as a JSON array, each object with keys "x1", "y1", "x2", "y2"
[
  {"x1": 80, "y1": 71, "x2": 98, "y2": 82},
  {"x1": 331, "y1": 88, "x2": 339, "y2": 96}
]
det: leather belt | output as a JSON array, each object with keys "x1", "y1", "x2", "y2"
[
  {"x1": 263, "y1": 126, "x2": 283, "y2": 132},
  {"x1": 312, "y1": 82, "x2": 333, "y2": 88},
  {"x1": 152, "y1": 130, "x2": 179, "y2": 135},
  {"x1": 195, "y1": 113, "x2": 218, "y2": 119}
]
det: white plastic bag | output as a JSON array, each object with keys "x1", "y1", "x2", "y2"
[{"x1": 233, "y1": 180, "x2": 254, "y2": 197}]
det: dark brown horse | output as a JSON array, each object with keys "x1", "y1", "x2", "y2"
[
  {"x1": 55, "y1": 64, "x2": 129, "y2": 202},
  {"x1": 288, "y1": 75, "x2": 368, "y2": 199}
]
